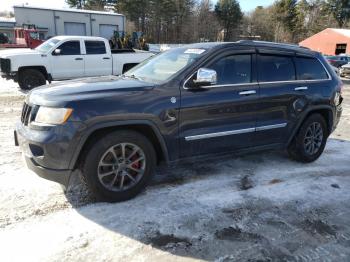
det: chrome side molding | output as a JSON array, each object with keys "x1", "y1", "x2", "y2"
[
  {"x1": 185, "y1": 123, "x2": 287, "y2": 141},
  {"x1": 255, "y1": 123, "x2": 287, "y2": 131},
  {"x1": 185, "y1": 127, "x2": 255, "y2": 141}
]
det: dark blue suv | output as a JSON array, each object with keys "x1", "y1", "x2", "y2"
[{"x1": 15, "y1": 41, "x2": 343, "y2": 202}]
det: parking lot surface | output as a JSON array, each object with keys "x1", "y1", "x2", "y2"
[{"x1": 0, "y1": 77, "x2": 350, "y2": 261}]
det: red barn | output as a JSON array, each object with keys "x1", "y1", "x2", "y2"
[{"x1": 299, "y1": 28, "x2": 350, "y2": 55}]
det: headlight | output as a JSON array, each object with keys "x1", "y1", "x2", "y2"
[{"x1": 34, "y1": 106, "x2": 73, "y2": 125}]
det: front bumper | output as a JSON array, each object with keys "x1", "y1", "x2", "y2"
[
  {"x1": 14, "y1": 121, "x2": 84, "y2": 187},
  {"x1": 23, "y1": 150, "x2": 71, "y2": 186},
  {"x1": 1, "y1": 71, "x2": 17, "y2": 81}
]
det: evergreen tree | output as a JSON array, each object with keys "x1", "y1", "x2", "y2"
[{"x1": 215, "y1": 0, "x2": 243, "y2": 41}]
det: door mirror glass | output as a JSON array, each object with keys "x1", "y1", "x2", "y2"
[
  {"x1": 53, "y1": 49, "x2": 61, "y2": 55},
  {"x1": 192, "y1": 68, "x2": 217, "y2": 87}
]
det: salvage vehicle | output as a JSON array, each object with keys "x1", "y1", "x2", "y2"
[
  {"x1": 15, "y1": 41, "x2": 343, "y2": 202},
  {"x1": 0, "y1": 36, "x2": 153, "y2": 90},
  {"x1": 324, "y1": 55, "x2": 348, "y2": 68},
  {"x1": 340, "y1": 63, "x2": 350, "y2": 77}
]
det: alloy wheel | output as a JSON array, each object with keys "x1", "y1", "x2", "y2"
[
  {"x1": 303, "y1": 122, "x2": 323, "y2": 155},
  {"x1": 97, "y1": 143, "x2": 146, "y2": 191}
]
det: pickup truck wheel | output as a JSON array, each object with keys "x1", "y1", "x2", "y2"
[
  {"x1": 81, "y1": 130, "x2": 156, "y2": 202},
  {"x1": 288, "y1": 114, "x2": 328, "y2": 163},
  {"x1": 18, "y1": 69, "x2": 46, "y2": 90}
]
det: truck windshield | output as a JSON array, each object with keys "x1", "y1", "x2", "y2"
[
  {"x1": 35, "y1": 38, "x2": 60, "y2": 53},
  {"x1": 124, "y1": 47, "x2": 207, "y2": 83}
]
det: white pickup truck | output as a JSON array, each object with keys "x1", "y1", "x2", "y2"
[{"x1": 0, "y1": 36, "x2": 153, "y2": 89}]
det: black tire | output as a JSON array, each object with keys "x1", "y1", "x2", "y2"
[
  {"x1": 81, "y1": 130, "x2": 156, "y2": 202},
  {"x1": 288, "y1": 113, "x2": 328, "y2": 163},
  {"x1": 18, "y1": 69, "x2": 46, "y2": 90}
]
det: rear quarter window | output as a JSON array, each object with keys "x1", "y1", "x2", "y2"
[
  {"x1": 258, "y1": 55, "x2": 295, "y2": 82},
  {"x1": 295, "y1": 57, "x2": 329, "y2": 80}
]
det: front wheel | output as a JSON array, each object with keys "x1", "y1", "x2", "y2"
[
  {"x1": 18, "y1": 69, "x2": 46, "y2": 90},
  {"x1": 288, "y1": 114, "x2": 328, "y2": 163},
  {"x1": 81, "y1": 130, "x2": 156, "y2": 202}
]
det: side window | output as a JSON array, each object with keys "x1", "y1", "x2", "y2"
[
  {"x1": 208, "y1": 54, "x2": 251, "y2": 85},
  {"x1": 295, "y1": 57, "x2": 329, "y2": 80},
  {"x1": 258, "y1": 55, "x2": 295, "y2": 82},
  {"x1": 85, "y1": 41, "x2": 106, "y2": 55},
  {"x1": 56, "y1": 41, "x2": 81, "y2": 55}
]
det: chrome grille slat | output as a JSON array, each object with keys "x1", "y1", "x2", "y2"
[{"x1": 21, "y1": 103, "x2": 33, "y2": 126}]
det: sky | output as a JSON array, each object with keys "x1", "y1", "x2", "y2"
[{"x1": 1, "y1": 0, "x2": 276, "y2": 13}]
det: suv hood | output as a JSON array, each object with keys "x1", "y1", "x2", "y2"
[
  {"x1": 0, "y1": 48, "x2": 42, "y2": 58},
  {"x1": 28, "y1": 75, "x2": 155, "y2": 107}
]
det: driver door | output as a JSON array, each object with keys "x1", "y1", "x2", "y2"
[
  {"x1": 179, "y1": 49, "x2": 260, "y2": 158},
  {"x1": 50, "y1": 40, "x2": 84, "y2": 80}
]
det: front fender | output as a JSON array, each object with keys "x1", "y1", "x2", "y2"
[
  {"x1": 12, "y1": 55, "x2": 49, "y2": 73},
  {"x1": 68, "y1": 119, "x2": 170, "y2": 170}
]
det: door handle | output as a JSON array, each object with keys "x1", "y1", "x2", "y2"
[
  {"x1": 103, "y1": 57, "x2": 110, "y2": 60},
  {"x1": 295, "y1": 86, "x2": 308, "y2": 91},
  {"x1": 75, "y1": 58, "x2": 83, "y2": 61},
  {"x1": 239, "y1": 90, "x2": 256, "y2": 96}
]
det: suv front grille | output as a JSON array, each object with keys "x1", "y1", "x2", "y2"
[
  {"x1": 21, "y1": 103, "x2": 34, "y2": 125},
  {"x1": 0, "y1": 58, "x2": 11, "y2": 73}
]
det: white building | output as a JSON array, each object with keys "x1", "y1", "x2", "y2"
[{"x1": 13, "y1": 5, "x2": 125, "y2": 40}]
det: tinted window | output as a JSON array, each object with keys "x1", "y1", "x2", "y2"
[
  {"x1": 208, "y1": 54, "x2": 251, "y2": 85},
  {"x1": 258, "y1": 55, "x2": 295, "y2": 82},
  {"x1": 85, "y1": 41, "x2": 106, "y2": 54},
  {"x1": 57, "y1": 41, "x2": 80, "y2": 55},
  {"x1": 295, "y1": 57, "x2": 328, "y2": 80}
]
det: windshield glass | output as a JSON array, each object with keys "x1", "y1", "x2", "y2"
[
  {"x1": 29, "y1": 32, "x2": 40, "y2": 40},
  {"x1": 125, "y1": 47, "x2": 207, "y2": 83},
  {"x1": 35, "y1": 38, "x2": 60, "y2": 53}
]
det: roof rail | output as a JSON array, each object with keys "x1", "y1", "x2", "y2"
[{"x1": 236, "y1": 40, "x2": 310, "y2": 50}]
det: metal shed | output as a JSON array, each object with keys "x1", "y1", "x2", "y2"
[{"x1": 13, "y1": 5, "x2": 125, "y2": 40}]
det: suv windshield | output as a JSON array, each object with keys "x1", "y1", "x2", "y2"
[
  {"x1": 35, "y1": 38, "x2": 60, "y2": 53},
  {"x1": 125, "y1": 47, "x2": 207, "y2": 83}
]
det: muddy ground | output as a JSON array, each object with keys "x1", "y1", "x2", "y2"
[{"x1": 0, "y1": 77, "x2": 350, "y2": 262}]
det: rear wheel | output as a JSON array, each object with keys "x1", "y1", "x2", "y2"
[
  {"x1": 288, "y1": 114, "x2": 328, "y2": 163},
  {"x1": 18, "y1": 69, "x2": 46, "y2": 90},
  {"x1": 81, "y1": 130, "x2": 156, "y2": 202}
]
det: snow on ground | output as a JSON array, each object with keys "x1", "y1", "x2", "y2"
[{"x1": 0, "y1": 77, "x2": 350, "y2": 261}]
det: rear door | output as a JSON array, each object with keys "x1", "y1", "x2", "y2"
[
  {"x1": 50, "y1": 40, "x2": 84, "y2": 79},
  {"x1": 179, "y1": 49, "x2": 259, "y2": 158},
  {"x1": 83, "y1": 40, "x2": 112, "y2": 77},
  {"x1": 255, "y1": 50, "x2": 304, "y2": 146}
]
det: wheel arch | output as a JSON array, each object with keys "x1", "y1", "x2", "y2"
[
  {"x1": 287, "y1": 106, "x2": 334, "y2": 146},
  {"x1": 71, "y1": 120, "x2": 169, "y2": 170},
  {"x1": 18, "y1": 66, "x2": 49, "y2": 80}
]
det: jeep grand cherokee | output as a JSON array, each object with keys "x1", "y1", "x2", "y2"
[{"x1": 15, "y1": 41, "x2": 343, "y2": 202}]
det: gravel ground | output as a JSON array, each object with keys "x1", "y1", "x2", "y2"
[{"x1": 0, "y1": 77, "x2": 350, "y2": 262}]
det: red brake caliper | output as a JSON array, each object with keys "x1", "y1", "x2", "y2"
[{"x1": 130, "y1": 153, "x2": 141, "y2": 171}]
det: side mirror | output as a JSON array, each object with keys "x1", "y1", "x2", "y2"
[
  {"x1": 192, "y1": 68, "x2": 217, "y2": 88},
  {"x1": 53, "y1": 49, "x2": 61, "y2": 55}
]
